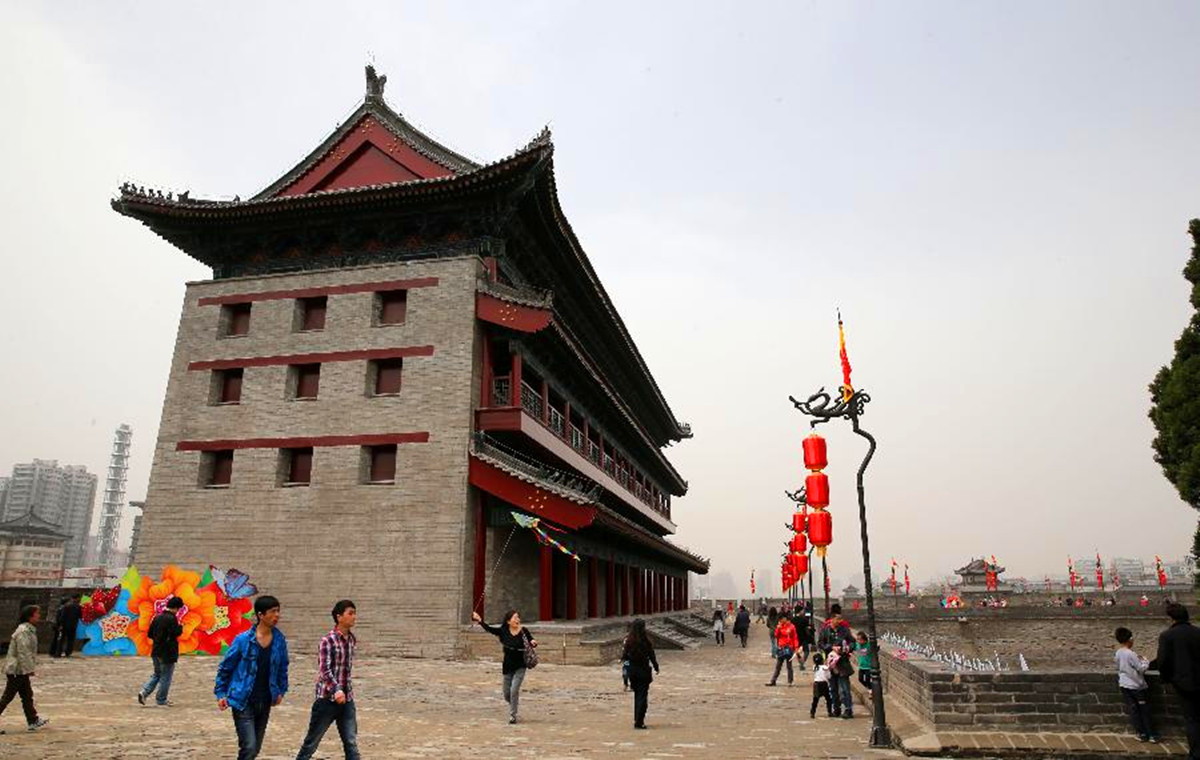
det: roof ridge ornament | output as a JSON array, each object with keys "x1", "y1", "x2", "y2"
[{"x1": 365, "y1": 64, "x2": 387, "y2": 102}]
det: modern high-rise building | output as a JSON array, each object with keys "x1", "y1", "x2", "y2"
[
  {"x1": 113, "y1": 67, "x2": 707, "y2": 655},
  {"x1": 0, "y1": 460, "x2": 98, "y2": 568}
]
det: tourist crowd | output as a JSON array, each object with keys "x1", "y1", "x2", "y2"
[{"x1": 3, "y1": 596, "x2": 1200, "y2": 759}]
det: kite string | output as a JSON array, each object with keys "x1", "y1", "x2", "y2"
[{"x1": 474, "y1": 523, "x2": 517, "y2": 614}]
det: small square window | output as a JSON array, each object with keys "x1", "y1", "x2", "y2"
[
  {"x1": 297, "y1": 296, "x2": 327, "y2": 332},
  {"x1": 365, "y1": 445, "x2": 397, "y2": 484},
  {"x1": 282, "y1": 447, "x2": 313, "y2": 486},
  {"x1": 221, "y1": 303, "x2": 252, "y2": 337},
  {"x1": 215, "y1": 368, "x2": 243, "y2": 404},
  {"x1": 376, "y1": 290, "x2": 407, "y2": 325},
  {"x1": 372, "y1": 358, "x2": 403, "y2": 395},
  {"x1": 202, "y1": 450, "x2": 234, "y2": 487},
  {"x1": 291, "y1": 364, "x2": 321, "y2": 400}
]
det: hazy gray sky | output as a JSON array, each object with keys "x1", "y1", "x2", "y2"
[{"x1": 2, "y1": 2, "x2": 1197, "y2": 590}]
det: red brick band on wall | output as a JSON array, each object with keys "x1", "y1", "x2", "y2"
[
  {"x1": 196, "y1": 277, "x2": 440, "y2": 306},
  {"x1": 187, "y1": 345, "x2": 435, "y2": 372},
  {"x1": 176, "y1": 432, "x2": 430, "y2": 452}
]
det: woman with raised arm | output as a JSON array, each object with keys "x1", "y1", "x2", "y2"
[
  {"x1": 472, "y1": 609, "x2": 537, "y2": 724},
  {"x1": 621, "y1": 619, "x2": 659, "y2": 729}
]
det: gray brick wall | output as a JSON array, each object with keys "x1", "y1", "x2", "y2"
[
  {"x1": 876, "y1": 641, "x2": 1187, "y2": 737},
  {"x1": 138, "y1": 256, "x2": 482, "y2": 657}
]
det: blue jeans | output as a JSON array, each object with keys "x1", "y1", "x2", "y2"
[
  {"x1": 232, "y1": 702, "x2": 272, "y2": 760},
  {"x1": 835, "y1": 675, "x2": 854, "y2": 716},
  {"x1": 140, "y1": 657, "x2": 175, "y2": 704},
  {"x1": 296, "y1": 699, "x2": 360, "y2": 760}
]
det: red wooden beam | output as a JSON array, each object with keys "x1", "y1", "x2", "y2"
[
  {"x1": 476, "y1": 293, "x2": 553, "y2": 333},
  {"x1": 467, "y1": 457, "x2": 596, "y2": 531}
]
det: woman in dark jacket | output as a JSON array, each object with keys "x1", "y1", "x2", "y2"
[
  {"x1": 733, "y1": 605, "x2": 751, "y2": 648},
  {"x1": 766, "y1": 607, "x2": 779, "y2": 657},
  {"x1": 621, "y1": 619, "x2": 659, "y2": 729},
  {"x1": 472, "y1": 610, "x2": 537, "y2": 724}
]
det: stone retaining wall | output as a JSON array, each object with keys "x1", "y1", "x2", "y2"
[{"x1": 875, "y1": 641, "x2": 1187, "y2": 737}]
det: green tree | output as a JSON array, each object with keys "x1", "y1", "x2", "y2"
[{"x1": 1149, "y1": 219, "x2": 1200, "y2": 585}]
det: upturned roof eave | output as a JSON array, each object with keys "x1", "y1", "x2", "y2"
[{"x1": 528, "y1": 169, "x2": 692, "y2": 447}]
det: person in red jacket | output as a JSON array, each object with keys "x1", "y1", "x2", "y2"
[{"x1": 765, "y1": 616, "x2": 800, "y2": 686}]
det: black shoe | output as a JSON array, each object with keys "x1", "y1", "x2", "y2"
[
  {"x1": 509, "y1": 716, "x2": 518, "y2": 724},
  {"x1": 765, "y1": 682, "x2": 776, "y2": 686},
  {"x1": 634, "y1": 723, "x2": 647, "y2": 730},
  {"x1": 809, "y1": 712, "x2": 816, "y2": 719},
  {"x1": 137, "y1": 692, "x2": 145, "y2": 706}
]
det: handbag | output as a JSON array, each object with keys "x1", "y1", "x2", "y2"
[{"x1": 522, "y1": 632, "x2": 539, "y2": 669}]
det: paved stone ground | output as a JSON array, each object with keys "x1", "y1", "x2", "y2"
[{"x1": 1, "y1": 629, "x2": 902, "y2": 759}]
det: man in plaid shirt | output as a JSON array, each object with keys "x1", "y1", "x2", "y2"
[{"x1": 296, "y1": 600, "x2": 359, "y2": 760}]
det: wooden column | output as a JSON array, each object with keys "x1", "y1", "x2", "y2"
[
  {"x1": 471, "y1": 492, "x2": 487, "y2": 614},
  {"x1": 480, "y1": 336, "x2": 492, "y2": 408},
  {"x1": 606, "y1": 560, "x2": 617, "y2": 617},
  {"x1": 587, "y1": 557, "x2": 598, "y2": 618},
  {"x1": 510, "y1": 352, "x2": 523, "y2": 407},
  {"x1": 628, "y1": 564, "x2": 638, "y2": 614},
  {"x1": 563, "y1": 401, "x2": 572, "y2": 442},
  {"x1": 566, "y1": 555, "x2": 578, "y2": 620},
  {"x1": 539, "y1": 542, "x2": 553, "y2": 621},
  {"x1": 540, "y1": 378, "x2": 550, "y2": 425},
  {"x1": 633, "y1": 567, "x2": 642, "y2": 614}
]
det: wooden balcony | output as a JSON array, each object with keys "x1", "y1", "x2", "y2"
[{"x1": 477, "y1": 376, "x2": 676, "y2": 535}]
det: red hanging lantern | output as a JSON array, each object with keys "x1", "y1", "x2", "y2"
[
  {"x1": 789, "y1": 533, "x2": 808, "y2": 554},
  {"x1": 802, "y1": 433, "x2": 828, "y2": 471},
  {"x1": 792, "y1": 511, "x2": 807, "y2": 533},
  {"x1": 792, "y1": 552, "x2": 809, "y2": 579},
  {"x1": 805, "y1": 472, "x2": 830, "y2": 508},
  {"x1": 808, "y1": 509, "x2": 832, "y2": 554}
]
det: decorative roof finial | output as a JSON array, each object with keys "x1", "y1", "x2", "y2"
[{"x1": 365, "y1": 64, "x2": 387, "y2": 101}]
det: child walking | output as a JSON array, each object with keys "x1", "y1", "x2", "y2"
[
  {"x1": 1114, "y1": 627, "x2": 1160, "y2": 743},
  {"x1": 810, "y1": 652, "x2": 834, "y2": 718}
]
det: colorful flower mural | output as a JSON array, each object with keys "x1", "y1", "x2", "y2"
[
  {"x1": 77, "y1": 587, "x2": 138, "y2": 656},
  {"x1": 126, "y1": 565, "x2": 218, "y2": 655},
  {"x1": 195, "y1": 581, "x2": 254, "y2": 655},
  {"x1": 74, "y1": 564, "x2": 260, "y2": 657}
]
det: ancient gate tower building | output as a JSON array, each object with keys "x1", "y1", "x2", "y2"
[{"x1": 115, "y1": 67, "x2": 707, "y2": 656}]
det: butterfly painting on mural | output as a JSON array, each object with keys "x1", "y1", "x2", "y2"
[{"x1": 209, "y1": 565, "x2": 259, "y2": 599}]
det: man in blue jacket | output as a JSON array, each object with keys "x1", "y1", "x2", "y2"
[{"x1": 215, "y1": 595, "x2": 289, "y2": 760}]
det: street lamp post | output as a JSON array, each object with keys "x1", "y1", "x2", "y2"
[{"x1": 789, "y1": 386, "x2": 891, "y2": 748}]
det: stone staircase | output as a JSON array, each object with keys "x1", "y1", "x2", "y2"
[
  {"x1": 646, "y1": 616, "x2": 705, "y2": 650},
  {"x1": 669, "y1": 613, "x2": 714, "y2": 640}
]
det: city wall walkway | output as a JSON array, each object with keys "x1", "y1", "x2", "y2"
[{"x1": 3, "y1": 624, "x2": 898, "y2": 759}]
